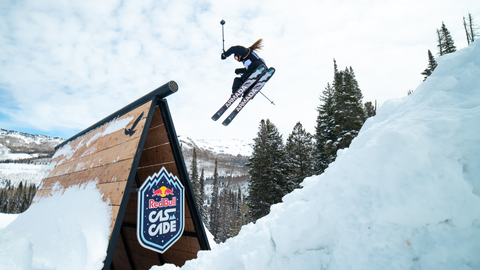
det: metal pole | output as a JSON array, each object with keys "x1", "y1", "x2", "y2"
[
  {"x1": 220, "y1": 19, "x2": 225, "y2": 53},
  {"x1": 258, "y1": 91, "x2": 275, "y2": 105}
]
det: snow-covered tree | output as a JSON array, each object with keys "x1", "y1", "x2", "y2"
[
  {"x1": 286, "y1": 122, "x2": 315, "y2": 187},
  {"x1": 246, "y1": 119, "x2": 289, "y2": 222},
  {"x1": 315, "y1": 60, "x2": 367, "y2": 173},
  {"x1": 315, "y1": 82, "x2": 337, "y2": 174},
  {"x1": 332, "y1": 66, "x2": 365, "y2": 152}
]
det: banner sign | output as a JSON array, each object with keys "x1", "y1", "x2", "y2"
[{"x1": 137, "y1": 167, "x2": 185, "y2": 253}]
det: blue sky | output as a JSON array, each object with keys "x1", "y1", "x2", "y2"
[{"x1": 0, "y1": 0, "x2": 479, "y2": 141}]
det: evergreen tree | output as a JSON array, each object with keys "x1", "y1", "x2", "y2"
[
  {"x1": 190, "y1": 148, "x2": 201, "y2": 206},
  {"x1": 438, "y1": 22, "x2": 456, "y2": 55},
  {"x1": 315, "y1": 82, "x2": 337, "y2": 174},
  {"x1": 421, "y1": 50, "x2": 438, "y2": 81},
  {"x1": 246, "y1": 119, "x2": 288, "y2": 222},
  {"x1": 315, "y1": 60, "x2": 368, "y2": 174},
  {"x1": 209, "y1": 159, "x2": 220, "y2": 241},
  {"x1": 199, "y1": 168, "x2": 208, "y2": 225},
  {"x1": 364, "y1": 101, "x2": 376, "y2": 119},
  {"x1": 232, "y1": 187, "x2": 245, "y2": 237},
  {"x1": 333, "y1": 66, "x2": 365, "y2": 151},
  {"x1": 437, "y1": 29, "x2": 444, "y2": 56},
  {"x1": 286, "y1": 122, "x2": 315, "y2": 187}
]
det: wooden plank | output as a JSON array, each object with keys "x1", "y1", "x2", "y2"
[
  {"x1": 143, "y1": 125, "x2": 169, "y2": 150},
  {"x1": 167, "y1": 235, "x2": 201, "y2": 254},
  {"x1": 138, "y1": 143, "x2": 175, "y2": 169},
  {"x1": 98, "y1": 181, "x2": 128, "y2": 206},
  {"x1": 38, "y1": 159, "x2": 133, "y2": 191},
  {"x1": 46, "y1": 136, "x2": 141, "y2": 179},
  {"x1": 149, "y1": 106, "x2": 164, "y2": 128}
]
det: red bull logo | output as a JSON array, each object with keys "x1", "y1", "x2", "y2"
[{"x1": 152, "y1": 186, "x2": 174, "y2": 197}]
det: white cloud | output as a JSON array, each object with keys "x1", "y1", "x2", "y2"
[{"x1": 0, "y1": 0, "x2": 479, "y2": 140}]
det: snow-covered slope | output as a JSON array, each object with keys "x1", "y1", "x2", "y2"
[
  {"x1": 0, "y1": 129, "x2": 64, "y2": 161},
  {"x1": 152, "y1": 43, "x2": 480, "y2": 269},
  {"x1": 0, "y1": 129, "x2": 64, "y2": 187},
  {"x1": 179, "y1": 136, "x2": 252, "y2": 157}
]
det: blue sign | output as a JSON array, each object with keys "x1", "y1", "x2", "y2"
[{"x1": 137, "y1": 167, "x2": 185, "y2": 253}]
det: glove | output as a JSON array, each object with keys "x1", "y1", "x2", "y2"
[
  {"x1": 235, "y1": 68, "x2": 246, "y2": 75},
  {"x1": 221, "y1": 52, "x2": 226, "y2": 60}
]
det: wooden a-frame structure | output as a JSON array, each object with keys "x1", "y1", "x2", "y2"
[{"x1": 33, "y1": 81, "x2": 210, "y2": 269}]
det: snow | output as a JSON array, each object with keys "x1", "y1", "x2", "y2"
[
  {"x1": 102, "y1": 116, "x2": 134, "y2": 137},
  {"x1": 0, "y1": 42, "x2": 480, "y2": 269},
  {"x1": 151, "y1": 42, "x2": 480, "y2": 269},
  {"x1": 0, "y1": 182, "x2": 112, "y2": 270},
  {"x1": 0, "y1": 213, "x2": 17, "y2": 230},
  {"x1": 179, "y1": 137, "x2": 252, "y2": 157},
  {"x1": 0, "y1": 163, "x2": 47, "y2": 187}
]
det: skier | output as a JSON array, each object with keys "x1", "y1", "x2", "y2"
[{"x1": 221, "y1": 39, "x2": 267, "y2": 96}]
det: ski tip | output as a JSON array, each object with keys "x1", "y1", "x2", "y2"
[{"x1": 222, "y1": 119, "x2": 231, "y2": 126}]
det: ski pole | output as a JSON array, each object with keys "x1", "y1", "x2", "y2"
[
  {"x1": 220, "y1": 19, "x2": 226, "y2": 53},
  {"x1": 259, "y1": 91, "x2": 275, "y2": 105}
]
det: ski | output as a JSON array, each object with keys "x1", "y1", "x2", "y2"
[
  {"x1": 211, "y1": 65, "x2": 267, "y2": 121},
  {"x1": 222, "y1": 67, "x2": 275, "y2": 126}
]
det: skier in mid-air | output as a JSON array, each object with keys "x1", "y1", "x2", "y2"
[{"x1": 221, "y1": 39, "x2": 267, "y2": 97}]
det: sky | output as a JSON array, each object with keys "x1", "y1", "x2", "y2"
[{"x1": 0, "y1": 0, "x2": 479, "y2": 142}]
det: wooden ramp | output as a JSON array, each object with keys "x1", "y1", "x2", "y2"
[{"x1": 33, "y1": 81, "x2": 210, "y2": 269}]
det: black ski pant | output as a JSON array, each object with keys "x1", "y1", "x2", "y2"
[
  {"x1": 231, "y1": 64, "x2": 266, "y2": 94},
  {"x1": 232, "y1": 72, "x2": 251, "y2": 94}
]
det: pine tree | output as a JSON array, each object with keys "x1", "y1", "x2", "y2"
[
  {"x1": 199, "y1": 169, "x2": 208, "y2": 225},
  {"x1": 315, "y1": 82, "x2": 337, "y2": 174},
  {"x1": 286, "y1": 122, "x2": 315, "y2": 187},
  {"x1": 364, "y1": 101, "x2": 376, "y2": 119},
  {"x1": 209, "y1": 159, "x2": 220, "y2": 242},
  {"x1": 232, "y1": 187, "x2": 245, "y2": 237},
  {"x1": 246, "y1": 119, "x2": 288, "y2": 222},
  {"x1": 438, "y1": 22, "x2": 456, "y2": 55},
  {"x1": 315, "y1": 60, "x2": 368, "y2": 174},
  {"x1": 190, "y1": 148, "x2": 201, "y2": 206},
  {"x1": 421, "y1": 50, "x2": 438, "y2": 81},
  {"x1": 437, "y1": 29, "x2": 444, "y2": 56},
  {"x1": 333, "y1": 66, "x2": 365, "y2": 151}
]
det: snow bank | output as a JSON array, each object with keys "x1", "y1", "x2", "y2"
[
  {"x1": 0, "y1": 182, "x2": 112, "y2": 270},
  {"x1": 0, "y1": 213, "x2": 18, "y2": 229},
  {"x1": 153, "y1": 42, "x2": 480, "y2": 269}
]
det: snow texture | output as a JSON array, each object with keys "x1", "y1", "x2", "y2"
[
  {"x1": 0, "y1": 182, "x2": 112, "y2": 270},
  {"x1": 0, "y1": 164, "x2": 48, "y2": 188},
  {"x1": 151, "y1": 42, "x2": 480, "y2": 269},
  {"x1": 1, "y1": 42, "x2": 480, "y2": 270},
  {"x1": 178, "y1": 136, "x2": 252, "y2": 157}
]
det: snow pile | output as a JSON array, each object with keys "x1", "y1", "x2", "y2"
[
  {"x1": 0, "y1": 182, "x2": 112, "y2": 270},
  {"x1": 154, "y1": 43, "x2": 480, "y2": 269},
  {"x1": 0, "y1": 213, "x2": 18, "y2": 230}
]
